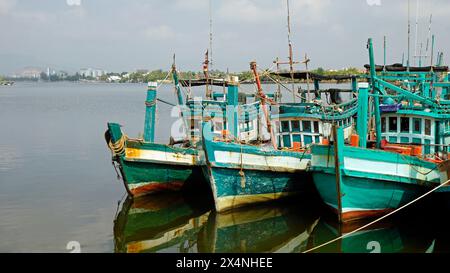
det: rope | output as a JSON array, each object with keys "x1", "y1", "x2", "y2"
[
  {"x1": 258, "y1": 68, "x2": 309, "y2": 102},
  {"x1": 156, "y1": 70, "x2": 172, "y2": 91},
  {"x1": 156, "y1": 98, "x2": 176, "y2": 107},
  {"x1": 108, "y1": 134, "x2": 128, "y2": 155},
  {"x1": 400, "y1": 153, "x2": 440, "y2": 176},
  {"x1": 303, "y1": 178, "x2": 450, "y2": 253}
]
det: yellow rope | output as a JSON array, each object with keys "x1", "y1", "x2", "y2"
[
  {"x1": 303, "y1": 178, "x2": 450, "y2": 253},
  {"x1": 108, "y1": 134, "x2": 128, "y2": 155}
]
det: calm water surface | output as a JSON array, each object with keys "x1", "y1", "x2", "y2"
[{"x1": 1, "y1": 82, "x2": 450, "y2": 253}]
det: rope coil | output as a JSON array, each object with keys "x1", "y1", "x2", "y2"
[{"x1": 108, "y1": 134, "x2": 128, "y2": 155}]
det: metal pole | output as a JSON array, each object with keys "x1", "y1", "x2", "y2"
[
  {"x1": 431, "y1": 34, "x2": 435, "y2": 66},
  {"x1": 286, "y1": 0, "x2": 296, "y2": 103},
  {"x1": 383, "y1": 35, "x2": 387, "y2": 69},
  {"x1": 209, "y1": 0, "x2": 213, "y2": 69},
  {"x1": 408, "y1": 0, "x2": 411, "y2": 70}
]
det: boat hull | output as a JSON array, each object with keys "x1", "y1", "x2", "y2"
[
  {"x1": 204, "y1": 165, "x2": 312, "y2": 212},
  {"x1": 201, "y1": 132, "x2": 313, "y2": 212},
  {"x1": 119, "y1": 158, "x2": 200, "y2": 197},
  {"x1": 106, "y1": 122, "x2": 203, "y2": 197},
  {"x1": 312, "y1": 172, "x2": 424, "y2": 222},
  {"x1": 310, "y1": 144, "x2": 444, "y2": 222}
]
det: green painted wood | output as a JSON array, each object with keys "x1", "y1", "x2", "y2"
[
  {"x1": 357, "y1": 87, "x2": 369, "y2": 148},
  {"x1": 144, "y1": 83, "x2": 157, "y2": 142}
]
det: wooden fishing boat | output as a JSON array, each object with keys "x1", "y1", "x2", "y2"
[
  {"x1": 105, "y1": 58, "x2": 262, "y2": 197},
  {"x1": 310, "y1": 39, "x2": 450, "y2": 223},
  {"x1": 113, "y1": 193, "x2": 211, "y2": 253},
  {"x1": 201, "y1": 62, "x2": 360, "y2": 212}
]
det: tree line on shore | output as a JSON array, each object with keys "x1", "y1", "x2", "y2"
[{"x1": 4, "y1": 67, "x2": 363, "y2": 83}]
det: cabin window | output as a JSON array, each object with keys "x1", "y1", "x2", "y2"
[
  {"x1": 413, "y1": 118, "x2": 421, "y2": 134},
  {"x1": 381, "y1": 117, "x2": 386, "y2": 132},
  {"x1": 283, "y1": 135, "x2": 291, "y2": 148},
  {"x1": 412, "y1": 138, "x2": 421, "y2": 144},
  {"x1": 291, "y1": 121, "x2": 300, "y2": 132},
  {"x1": 304, "y1": 135, "x2": 313, "y2": 145},
  {"x1": 302, "y1": 121, "x2": 311, "y2": 132},
  {"x1": 315, "y1": 136, "x2": 320, "y2": 143},
  {"x1": 389, "y1": 117, "x2": 398, "y2": 132},
  {"x1": 401, "y1": 137, "x2": 410, "y2": 143},
  {"x1": 292, "y1": 135, "x2": 301, "y2": 143},
  {"x1": 400, "y1": 117, "x2": 410, "y2": 133},
  {"x1": 424, "y1": 139, "x2": 431, "y2": 154},
  {"x1": 313, "y1": 121, "x2": 319, "y2": 133},
  {"x1": 389, "y1": 136, "x2": 398, "y2": 143},
  {"x1": 281, "y1": 121, "x2": 290, "y2": 133},
  {"x1": 425, "y1": 119, "x2": 431, "y2": 136}
]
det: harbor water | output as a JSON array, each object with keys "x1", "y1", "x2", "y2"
[{"x1": 1, "y1": 82, "x2": 449, "y2": 253}]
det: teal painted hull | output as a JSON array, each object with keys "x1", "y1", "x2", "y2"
[
  {"x1": 201, "y1": 121, "x2": 313, "y2": 212},
  {"x1": 312, "y1": 172, "x2": 424, "y2": 222},
  {"x1": 310, "y1": 144, "x2": 443, "y2": 222},
  {"x1": 119, "y1": 157, "x2": 202, "y2": 197},
  {"x1": 106, "y1": 122, "x2": 204, "y2": 197},
  {"x1": 204, "y1": 165, "x2": 312, "y2": 212}
]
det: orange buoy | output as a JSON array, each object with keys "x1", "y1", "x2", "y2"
[{"x1": 293, "y1": 142, "x2": 302, "y2": 151}]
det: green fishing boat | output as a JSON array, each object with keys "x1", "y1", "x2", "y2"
[
  {"x1": 105, "y1": 60, "x2": 260, "y2": 197},
  {"x1": 201, "y1": 61, "x2": 360, "y2": 212},
  {"x1": 310, "y1": 38, "x2": 450, "y2": 223}
]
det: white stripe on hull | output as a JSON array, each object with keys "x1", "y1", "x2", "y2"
[
  {"x1": 312, "y1": 155, "x2": 443, "y2": 182},
  {"x1": 324, "y1": 202, "x2": 392, "y2": 213},
  {"x1": 125, "y1": 148, "x2": 198, "y2": 166},
  {"x1": 214, "y1": 151, "x2": 310, "y2": 172}
]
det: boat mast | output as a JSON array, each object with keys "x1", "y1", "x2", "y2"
[
  {"x1": 286, "y1": 0, "x2": 296, "y2": 102},
  {"x1": 383, "y1": 36, "x2": 387, "y2": 70},
  {"x1": 209, "y1": 0, "x2": 213, "y2": 69},
  {"x1": 303, "y1": 53, "x2": 311, "y2": 101},
  {"x1": 407, "y1": 0, "x2": 411, "y2": 70},
  {"x1": 414, "y1": 0, "x2": 419, "y2": 66},
  {"x1": 203, "y1": 50, "x2": 211, "y2": 99},
  {"x1": 250, "y1": 61, "x2": 277, "y2": 149}
]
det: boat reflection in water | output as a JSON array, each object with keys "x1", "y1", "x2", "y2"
[
  {"x1": 114, "y1": 193, "x2": 322, "y2": 253},
  {"x1": 113, "y1": 192, "x2": 212, "y2": 253},
  {"x1": 197, "y1": 198, "x2": 321, "y2": 253},
  {"x1": 308, "y1": 208, "x2": 437, "y2": 253}
]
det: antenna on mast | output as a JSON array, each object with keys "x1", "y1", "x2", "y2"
[
  {"x1": 414, "y1": 0, "x2": 419, "y2": 66},
  {"x1": 286, "y1": 0, "x2": 296, "y2": 103},
  {"x1": 407, "y1": 0, "x2": 411, "y2": 70},
  {"x1": 209, "y1": 0, "x2": 213, "y2": 69}
]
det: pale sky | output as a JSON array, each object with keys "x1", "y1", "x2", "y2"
[{"x1": 1, "y1": 0, "x2": 449, "y2": 75}]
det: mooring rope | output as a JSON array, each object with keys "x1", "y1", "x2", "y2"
[
  {"x1": 302, "y1": 178, "x2": 450, "y2": 253},
  {"x1": 108, "y1": 134, "x2": 128, "y2": 155}
]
